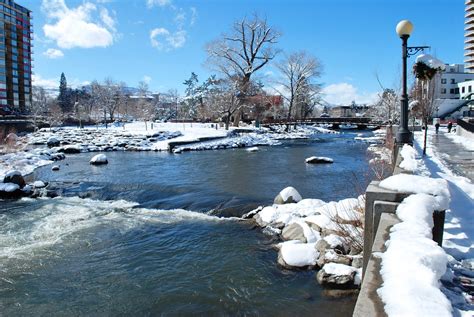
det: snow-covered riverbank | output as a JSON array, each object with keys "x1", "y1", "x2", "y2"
[
  {"x1": 245, "y1": 186, "x2": 365, "y2": 288},
  {"x1": 0, "y1": 122, "x2": 337, "y2": 179}
]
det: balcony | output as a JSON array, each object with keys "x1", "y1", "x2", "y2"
[
  {"x1": 464, "y1": 49, "x2": 474, "y2": 57},
  {"x1": 466, "y1": 17, "x2": 474, "y2": 25},
  {"x1": 466, "y1": 10, "x2": 474, "y2": 19},
  {"x1": 465, "y1": 43, "x2": 474, "y2": 51},
  {"x1": 465, "y1": 55, "x2": 474, "y2": 64},
  {"x1": 465, "y1": 23, "x2": 474, "y2": 31},
  {"x1": 467, "y1": 3, "x2": 474, "y2": 11}
]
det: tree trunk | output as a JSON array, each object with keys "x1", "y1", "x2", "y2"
[{"x1": 423, "y1": 118, "x2": 428, "y2": 156}]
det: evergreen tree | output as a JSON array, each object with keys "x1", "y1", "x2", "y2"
[{"x1": 58, "y1": 72, "x2": 72, "y2": 113}]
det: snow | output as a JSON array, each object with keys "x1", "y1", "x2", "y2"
[
  {"x1": 378, "y1": 193, "x2": 452, "y2": 317},
  {"x1": 377, "y1": 128, "x2": 473, "y2": 316},
  {"x1": 4, "y1": 170, "x2": 22, "y2": 178},
  {"x1": 379, "y1": 174, "x2": 450, "y2": 210},
  {"x1": 399, "y1": 144, "x2": 418, "y2": 172},
  {"x1": 415, "y1": 54, "x2": 446, "y2": 71},
  {"x1": 322, "y1": 262, "x2": 357, "y2": 276},
  {"x1": 0, "y1": 182, "x2": 20, "y2": 192},
  {"x1": 33, "y1": 181, "x2": 46, "y2": 188},
  {"x1": 279, "y1": 186, "x2": 302, "y2": 203},
  {"x1": 279, "y1": 240, "x2": 319, "y2": 267}
]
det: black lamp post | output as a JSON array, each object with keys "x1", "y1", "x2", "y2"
[{"x1": 395, "y1": 20, "x2": 429, "y2": 145}]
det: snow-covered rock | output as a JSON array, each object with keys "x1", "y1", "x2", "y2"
[
  {"x1": 246, "y1": 146, "x2": 259, "y2": 152},
  {"x1": 51, "y1": 165, "x2": 60, "y2": 171},
  {"x1": 90, "y1": 154, "x2": 108, "y2": 165},
  {"x1": 0, "y1": 182, "x2": 20, "y2": 192},
  {"x1": 47, "y1": 136, "x2": 60, "y2": 147},
  {"x1": 33, "y1": 181, "x2": 46, "y2": 188},
  {"x1": 316, "y1": 263, "x2": 357, "y2": 286},
  {"x1": 305, "y1": 156, "x2": 334, "y2": 164},
  {"x1": 274, "y1": 186, "x2": 302, "y2": 204},
  {"x1": 277, "y1": 241, "x2": 319, "y2": 268},
  {"x1": 317, "y1": 249, "x2": 351, "y2": 267},
  {"x1": 3, "y1": 170, "x2": 25, "y2": 188}
]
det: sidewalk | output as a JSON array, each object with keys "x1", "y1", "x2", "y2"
[
  {"x1": 414, "y1": 129, "x2": 474, "y2": 315},
  {"x1": 430, "y1": 132, "x2": 474, "y2": 181}
]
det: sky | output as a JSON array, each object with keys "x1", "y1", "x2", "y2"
[{"x1": 27, "y1": 0, "x2": 465, "y2": 105}]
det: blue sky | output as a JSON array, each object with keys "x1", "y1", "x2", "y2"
[{"x1": 28, "y1": 0, "x2": 464, "y2": 105}]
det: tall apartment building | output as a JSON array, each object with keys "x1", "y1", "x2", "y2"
[
  {"x1": 0, "y1": 0, "x2": 32, "y2": 115},
  {"x1": 465, "y1": 0, "x2": 474, "y2": 72}
]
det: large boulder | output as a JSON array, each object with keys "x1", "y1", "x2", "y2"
[
  {"x1": 274, "y1": 187, "x2": 302, "y2": 205},
  {"x1": 277, "y1": 241, "x2": 319, "y2": 269},
  {"x1": 3, "y1": 170, "x2": 25, "y2": 188},
  {"x1": 0, "y1": 182, "x2": 22, "y2": 198},
  {"x1": 90, "y1": 154, "x2": 108, "y2": 165},
  {"x1": 316, "y1": 263, "x2": 357, "y2": 286},
  {"x1": 281, "y1": 223, "x2": 306, "y2": 242},
  {"x1": 62, "y1": 145, "x2": 81, "y2": 154},
  {"x1": 47, "y1": 136, "x2": 60, "y2": 147}
]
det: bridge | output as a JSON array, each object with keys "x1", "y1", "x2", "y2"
[{"x1": 261, "y1": 117, "x2": 384, "y2": 130}]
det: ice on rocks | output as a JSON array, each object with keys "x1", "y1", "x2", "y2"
[{"x1": 0, "y1": 182, "x2": 20, "y2": 192}]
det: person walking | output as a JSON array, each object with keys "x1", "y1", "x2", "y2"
[
  {"x1": 435, "y1": 122, "x2": 440, "y2": 134},
  {"x1": 447, "y1": 121, "x2": 453, "y2": 133}
]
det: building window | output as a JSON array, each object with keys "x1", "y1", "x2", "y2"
[
  {"x1": 462, "y1": 86, "x2": 466, "y2": 93},
  {"x1": 455, "y1": 88, "x2": 460, "y2": 94},
  {"x1": 441, "y1": 88, "x2": 446, "y2": 94},
  {"x1": 450, "y1": 88, "x2": 455, "y2": 94},
  {"x1": 441, "y1": 78, "x2": 447, "y2": 84},
  {"x1": 450, "y1": 79, "x2": 456, "y2": 84},
  {"x1": 469, "y1": 86, "x2": 472, "y2": 93}
]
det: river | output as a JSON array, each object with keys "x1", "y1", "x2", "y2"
[{"x1": 1, "y1": 131, "x2": 372, "y2": 316}]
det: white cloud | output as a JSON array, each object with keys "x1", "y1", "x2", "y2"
[
  {"x1": 143, "y1": 75, "x2": 152, "y2": 84},
  {"x1": 31, "y1": 74, "x2": 90, "y2": 90},
  {"x1": 32, "y1": 74, "x2": 59, "y2": 90},
  {"x1": 43, "y1": 48, "x2": 64, "y2": 59},
  {"x1": 41, "y1": 0, "x2": 117, "y2": 49},
  {"x1": 322, "y1": 82, "x2": 379, "y2": 105},
  {"x1": 150, "y1": 27, "x2": 186, "y2": 50},
  {"x1": 146, "y1": 0, "x2": 171, "y2": 8},
  {"x1": 190, "y1": 7, "x2": 197, "y2": 26}
]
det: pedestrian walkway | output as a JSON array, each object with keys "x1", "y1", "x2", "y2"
[
  {"x1": 430, "y1": 132, "x2": 474, "y2": 181},
  {"x1": 415, "y1": 130, "x2": 474, "y2": 314}
]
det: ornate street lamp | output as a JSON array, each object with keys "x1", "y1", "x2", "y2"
[{"x1": 395, "y1": 20, "x2": 429, "y2": 145}]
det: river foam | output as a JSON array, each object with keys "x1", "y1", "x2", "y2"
[{"x1": 0, "y1": 196, "x2": 232, "y2": 262}]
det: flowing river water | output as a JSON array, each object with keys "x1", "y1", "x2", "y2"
[{"x1": 1, "y1": 131, "x2": 373, "y2": 316}]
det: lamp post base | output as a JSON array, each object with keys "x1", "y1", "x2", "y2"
[{"x1": 395, "y1": 130, "x2": 413, "y2": 145}]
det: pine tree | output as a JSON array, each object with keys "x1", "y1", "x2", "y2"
[{"x1": 58, "y1": 72, "x2": 72, "y2": 113}]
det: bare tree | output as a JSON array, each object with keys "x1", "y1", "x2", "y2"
[
  {"x1": 207, "y1": 78, "x2": 241, "y2": 130},
  {"x1": 31, "y1": 86, "x2": 51, "y2": 130},
  {"x1": 206, "y1": 14, "x2": 281, "y2": 126},
  {"x1": 274, "y1": 51, "x2": 322, "y2": 130}
]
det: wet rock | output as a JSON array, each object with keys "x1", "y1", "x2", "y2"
[
  {"x1": 62, "y1": 145, "x2": 81, "y2": 154},
  {"x1": 315, "y1": 239, "x2": 331, "y2": 253},
  {"x1": 351, "y1": 255, "x2": 363, "y2": 269},
  {"x1": 316, "y1": 263, "x2": 357, "y2": 287},
  {"x1": 317, "y1": 250, "x2": 352, "y2": 268},
  {"x1": 3, "y1": 170, "x2": 25, "y2": 188},
  {"x1": 305, "y1": 156, "x2": 334, "y2": 164},
  {"x1": 282, "y1": 223, "x2": 306, "y2": 242},
  {"x1": 322, "y1": 289, "x2": 359, "y2": 298},
  {"x1": 90, "y1": 154, "x2": 108, "y2": 165}
]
